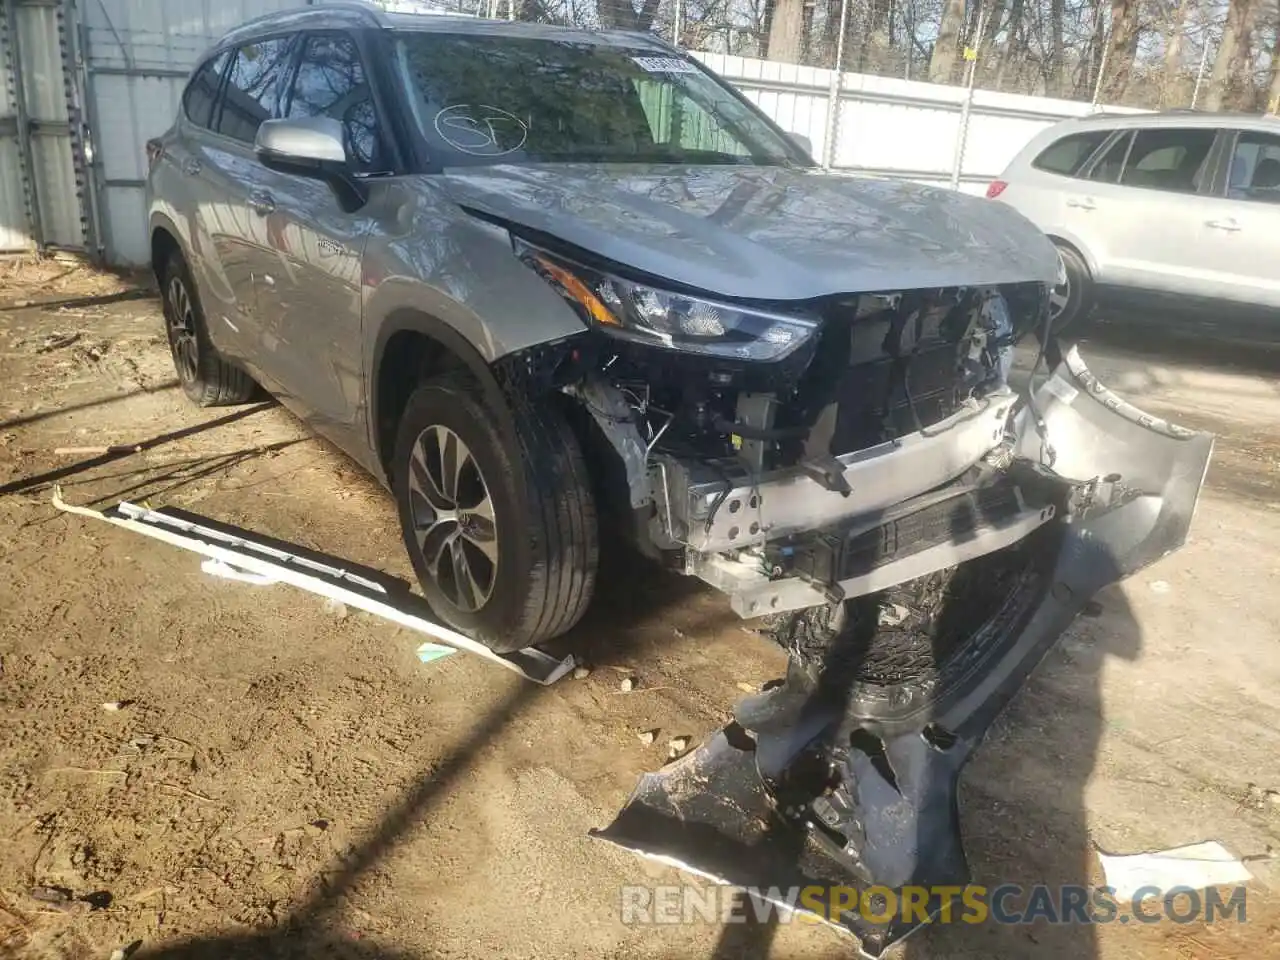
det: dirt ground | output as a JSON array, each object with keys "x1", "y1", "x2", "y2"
[{"x1": 2, "y1": 261, "x2": 1279, "y2": 960}]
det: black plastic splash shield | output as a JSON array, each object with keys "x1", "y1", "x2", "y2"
[{"x1": 591, "y1": 346, "x2": 1213, "y2": 956}]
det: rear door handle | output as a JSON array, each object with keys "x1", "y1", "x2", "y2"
[
  {"x1": 1065, "y1": 197, "x2": 1096, "y2": 210},
  {"x1": 1206, "y1": 218, "x2": 1241, "y2": 232},
  {"x1": 248, "y1": 191, "x2": 277, "y2": 217},
  {"x1": 181, "y1": 157, "x2": 202, "y2": 176}
]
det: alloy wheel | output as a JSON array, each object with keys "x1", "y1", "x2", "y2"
[
  {"x1": 1048, "y1": 253, "x2": 1071, "y2": 320},
  {"x1": 166, "y1": 276, "x2": 199, "y2": 383},
  {"x1": 406, "y1": 425, "x2": 498, "y2": 612}
]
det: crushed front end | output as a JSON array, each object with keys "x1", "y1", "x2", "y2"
[
  {"x1": 585, "y1": 335, "x2": 1210, "y2": 953},
  {"x1": 506, "y1": 242, "x2": 1211, "y2": 955}
]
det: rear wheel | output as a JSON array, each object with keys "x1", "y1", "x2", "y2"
[
  {"x1": 1048, "y1": 243, "x2": 1093, "y2": 336},
  {"x1": 162, "y1": 251, "x2": 256, "y2": 406},
  {"x1": 393, "y1": 377, "x2": 598, "y2": 653}
]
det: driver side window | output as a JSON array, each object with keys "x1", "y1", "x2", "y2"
[{"x1": 284, "y1": 33, "x2": 384, "y2": 173}]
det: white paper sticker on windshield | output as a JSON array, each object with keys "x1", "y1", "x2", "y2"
[{"x1": 631, "y1": 56, "x2": 700, "y2": 74}]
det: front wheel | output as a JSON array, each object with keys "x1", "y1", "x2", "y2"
[
  {"x1": 392, "y1": 377, "x2": 598, "y2": 653},
  {"x1": 1048, "y1": 243, "x2": 1094, "y2": 336}
]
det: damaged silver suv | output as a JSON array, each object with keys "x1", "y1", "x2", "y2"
[{"x1": 148, "y1": 3, "x2": 1211, "y2": 952}]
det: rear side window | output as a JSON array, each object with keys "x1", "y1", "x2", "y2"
[
  {"x1": 183, "y1": 51, "x2": 230, "y2": 129},
  {"x1": 214, "y1": 36, "x2": 296, "y2": 144},
  {"x1": 1119, "y1": 128, "x2": 1215, "y2": 193},
  {"x1": 1227, "y1": 132, "x2": 1280, "y2": 203},
  {"x1": 1032, "y1": 131, "x2": 1109, "y2": 176},
  {"x1": 285, "y1": 33, "x2": 383, "y2": 171},
  {"x1": 1089, "y1": 132, "x2": 1132, "y2": 183}
]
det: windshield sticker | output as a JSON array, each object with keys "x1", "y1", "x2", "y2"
[
  {"x1": 631, "y1": 56, "x2": 700, "y2": 74},
  {"x1": 434, "y1": 104, "x2": 528, "y2": 157}
]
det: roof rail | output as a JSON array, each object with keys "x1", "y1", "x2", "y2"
[
  {"x1": 218, "y1": 0, "x2": 388, "y2": 47},
  {"x1": 303, "y1": 0, "x2": 388, "y2": 27}
]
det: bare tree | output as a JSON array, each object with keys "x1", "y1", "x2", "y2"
[
  {"x1": 766, "y1": 0, "x2": 806, "y2": 60},
  {"x1": 1160, "y1": 0, "x2": 1196, "y2": 105},
  {"x1": 1205, "y1": 0, "x2": 1257, "y2": 108},
  {"x1": 1100, "y1": 0, "x2": 1143, "y2": 100},
  {"x1": 596, "y1": 0, "x2": 663, "y2": 29},
  {"x1": 1051, "y1": 0, "x2": 1068, "y2": 94},
  {"x1": 930, "y1": 0, "x2": 966, "y2": 81},
  {"x1": 1269, "y1": 8, "x2": 1280, "y2": 110}
]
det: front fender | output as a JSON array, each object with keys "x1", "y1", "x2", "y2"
[{"x1": 361, "y1": 179, "x2": 587, "y2": 366}]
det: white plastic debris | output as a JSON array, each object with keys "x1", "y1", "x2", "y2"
[
  {"x1": 101, "y1": 701, "x2": 128, "y2": 712},
  {"x1": 53, "y1": 488, "x2": 575, "y2": 684},
  {"x1": 878, "y1": 602, "x2": 910, "y2": 626},
  {"x1": 201, "y1": 558, "x2": 278, "y2": 586},
  {"x1": 1098, "y1": 841, "x2": 1252, "y2": 901},
  {"x1": 415, "y1": 642, "x2": 457, "y2": 664},
  {"x1": 619, "y1": 676, "x2": 637, "y2": 692},
  {"x1": 1149, "y1": 579, "x2": 1171, "y2": 595}
]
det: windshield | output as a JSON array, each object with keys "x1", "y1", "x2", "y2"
[{"x1": 394, "y1": 33, "x2": 807, "y2": 168}]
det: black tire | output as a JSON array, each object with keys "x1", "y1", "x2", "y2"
[
  {"x1": 162, "y1": 251, "x2": 257, "y2": 406},
  {"x1": 393, "y1": 377, "x2": 598, "y2": 653},
  {"x1": 1048, "y1": 243, "x2": 1094, "y2": 336}
]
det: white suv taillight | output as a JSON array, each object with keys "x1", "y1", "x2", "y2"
[{"x1": 985, "y1": 180, "x2": 1008, "y2": 199}]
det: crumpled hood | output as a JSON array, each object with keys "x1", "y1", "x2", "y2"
[{"x1": 439, "y1": 163, "x2": 1059, "y2": 300}]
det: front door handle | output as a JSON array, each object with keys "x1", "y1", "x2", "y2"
[
  {"x1": 1206, "y1": 218, "x2": 1241, "y2": 232},
  {"x1": 1065, "y1": 197, "x2": 1096, "y2": 210},
  {"x1": 181, "y1": 157, "x2": 202, "y2": 176},
  {"x1": 248, "y1": 191, "x2": 277, "y2": 217}
]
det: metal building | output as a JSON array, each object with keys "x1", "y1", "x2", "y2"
[{"x1": 1, "y1": 0, "x2": 296, "y2": 264}]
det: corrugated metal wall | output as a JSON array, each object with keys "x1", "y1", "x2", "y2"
[
  {"x1": 81, "y1": 0, "x2": 299, "y2": 263},
  {"x1": 695, "y1": 52, "x2": 1147, "y2": 195},
  {"x1": 1, "y1": 0, "x2": 85, "y2": 254}
]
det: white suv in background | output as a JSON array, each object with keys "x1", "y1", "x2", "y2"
[{"x1": 989, "y1": 111, "x2": 1280, "y2": 334}]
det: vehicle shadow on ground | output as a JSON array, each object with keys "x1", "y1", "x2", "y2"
[
  {"x1": 123, "y1": 553, "x2": 1145, "y2": 960},
  {"x1": 126, "y1": 549, "x2": 721, "y2": 960},
  {"x1": 1077, "y1": 311, "x2": 1280, "y2": 379}
]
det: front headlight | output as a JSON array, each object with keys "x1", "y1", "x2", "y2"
[{"x1": 517, "y1": 241, "x2": 819, "y2": 362}]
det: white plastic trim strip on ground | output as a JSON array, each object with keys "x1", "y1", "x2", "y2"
[{"x1": 50, "y1": 487, "x2": 575, "y2": 685}]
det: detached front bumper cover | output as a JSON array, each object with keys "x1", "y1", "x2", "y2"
[{"x1": 592, "y1": 345, "x2": 1212, "y2": 955}]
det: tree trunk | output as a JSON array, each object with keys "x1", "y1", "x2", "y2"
[
  {"x1": 596, "y1": 0, "x2": 662, "y2": 30},
  {"x1": 996, "y1": 0, "x2": 1025, "y2": 90},
  {"x1": 983, "y1": 0, "x2": 1007, "y2": 46},
  {"x1": 766, "y1": 0, "x2": 805, "y2": 62},
  {"x1": 1269, "y1": 22, "x2": 1280, "y2": 112},
  {"x1": 1204, "y1": 0, "x2": 1254, "y2": 111},
  {"x1": 1160, "y1": 0, "x2": 1195, "y2": 106},
  {"x1": 1101, "y1": 0, "x2": 1142, "y2": 102},
  {"x1": 1051, "y1": 0, "x2": 1067, "y2": 95},
  {"x1": 930, "y1": 0, "x2": 966, "y2": 83}
]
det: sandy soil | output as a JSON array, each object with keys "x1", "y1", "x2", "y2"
[{"x1": 1, "y1": 264, "x2": 1278, "y2": 960}]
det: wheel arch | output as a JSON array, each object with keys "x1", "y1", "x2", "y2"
[
  {"x1": 369, "y1": 309, "x2": 517, "y2": 482},
  {"x1": 1044, "y1": 232, "x2": 1098, "y2": 280}
]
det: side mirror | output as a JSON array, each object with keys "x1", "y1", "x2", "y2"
[
  {"x1": 788, "y1": 132, "x2": 814, "y2": 159},
  {"x1": 255, "y1": 116, "x2": 367, "y2": 208},
  {"x1": 256, "y1": 116, "x2": 347, "y2": 170}
]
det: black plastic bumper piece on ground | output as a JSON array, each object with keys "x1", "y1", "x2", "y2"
[{"x1": 591, "y1": 347, "x2": 1213, "y2": 956}]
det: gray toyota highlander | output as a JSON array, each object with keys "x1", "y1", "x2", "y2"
[{"x1": 146, "y1": 2, "x2": 1211, "y2": 951}]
